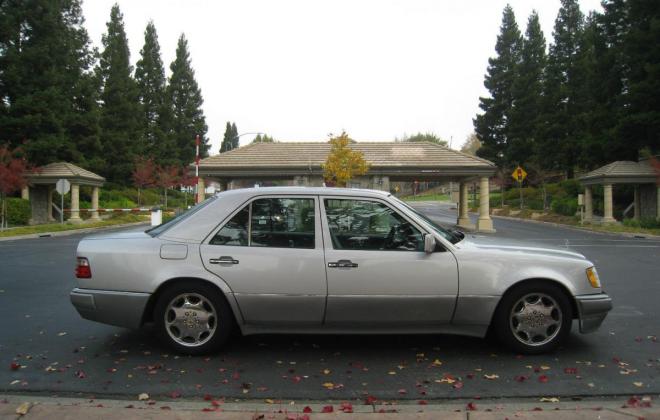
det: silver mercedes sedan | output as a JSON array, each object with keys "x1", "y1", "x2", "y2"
[{"x1": 70, "y1": 187, "x2": 611, "y2": 355}]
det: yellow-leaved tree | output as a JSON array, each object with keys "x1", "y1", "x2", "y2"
[{"x1": 322, "y1": 132, "x2": 370, "y2": 187}]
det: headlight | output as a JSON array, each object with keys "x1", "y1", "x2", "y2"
[{"x1": 586, "y1": 266, "x2": 601, "y2": 288}]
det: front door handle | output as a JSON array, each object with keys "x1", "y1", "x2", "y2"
[
  {"x1": 328, "y1": 259, "x2": 358, "y2": 268},
  {"x1": 209, "y1": 256, "x2": 239, "y2": 265}
]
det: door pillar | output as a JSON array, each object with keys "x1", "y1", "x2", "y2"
[
  {"x1": 476, "y1": 176, "x2": 495, "y2": 232},
  {"x1": 21, "y1": 186, "x2": 29, "y2": 200},
  {"x1": 47, "y1": 186, "x2": 55, "y2": 221},
  {"x1": 633, "y1": 186, "x2": 640, "y2": 220},
  {"x1": 197, "y1": 177, "x2": 205, "y2": 203},
  {"x1": 602, "y1": 183, "x2": 615, "y2": 223}
]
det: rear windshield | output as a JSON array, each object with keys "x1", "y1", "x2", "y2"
[{"x1": 146, "y1": 196, "x2": 217, "y2": 237}]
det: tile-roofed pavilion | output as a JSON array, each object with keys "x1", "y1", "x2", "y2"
[
  {"x1": 579, "y1": 159, "x2": 659, "y2": 223},
  {"x1": 194, "y1": 141, "x2": 497, "y2": 232},
  {"x1": 23, "y1": 162, "x2": 105, "y2": 224}
]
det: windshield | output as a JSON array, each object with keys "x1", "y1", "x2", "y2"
[
  {"x1": 392, "y1": 197, "x2": 463, "y2": 244},
  {"x1": 146, "y1": 196, "x2": 217, "y2": 237}
]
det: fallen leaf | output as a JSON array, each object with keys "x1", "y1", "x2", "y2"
[
  {"x1": 453, "y1": 381, "x2": 464, "y2": 389},
  {"x1": 265, "y1": 399, "x2": 274, "y2": 404},
  {"x1": 484, "y1": 374, "x2": 499, "y2": 380},
  {"x1": 466, "y1": 402, "x2": 477, "y2": 411},
  {"x1": 10, "y1": 363, "x2": 20, "y2": 371},
  {"x1": 538, "y1": 375, "x2": 549, "y2": 383},
  {"x1": 432, "y1": 359, "x2": 443, "y2": 367},
  {"x1": 57, "y1": 332, "x2": 67, "y2": 337},
  {"x1": 322, "y1": 368, "x2": 331, "y2": 375},
  {"x1": 514, "y1": 375, "x2": 528, "y2": 382},
  {"x1": 303, "y1": 406, "x2": 312, "y2": 413},
  {"x1": 15, "y1": 402, "x2": 32, "y2": 416},
  {"x1": 169, "y1": 391, "x2": 181, "y2": 399},
  {"x1": 540, "y1": 365, "x2": 550, "y2": 370},
  {"x1": 322, "y1": 382, "x2": 334, "y2": 389},
  {"x1": 563, "y1": 367, "x2": 578, "y2": 374},
  {"x1": 74, "y1": 370, "x2": 86, "y2": 379},
  {"x1": 365, "y1": 395, "x2": 377, "y2": 405},
  {"x1": 321, "y1": 405, "x2": 333, "y2": 413},
  {"x1": 138, "y1": 393, "x2": 149, "y2": 401},
  {"x1": 633, "y1": 382, "x2": 643, "y2": 387},
  {"x1": 418, "y1": 400, "x2": 428, "y2": 405},
  {"x1": 540, "y1": 397, "x2": 560, "y2": 403},
  {"x1": 340, "y1": 402, "x2": 353, "y2": 413}
]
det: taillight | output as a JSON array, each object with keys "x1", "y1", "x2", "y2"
[{"x1": 76, "y1": 257, "x2": 91, "y2": 278}]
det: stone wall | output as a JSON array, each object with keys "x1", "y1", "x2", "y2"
[{"x1": 639, "y1": 184, "x2": 658, "y2": 219}]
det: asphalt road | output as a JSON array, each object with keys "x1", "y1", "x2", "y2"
[{"x1": 0, "y1": 202, "x2": 658, "y2": 403}]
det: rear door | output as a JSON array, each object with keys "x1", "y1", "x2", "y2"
[
  {"x1": 200, "y1": 195, "x2": 327, "y2": 326},
  {"x1": 320, "y1": 196, "x2": 458, "y2": 326}
]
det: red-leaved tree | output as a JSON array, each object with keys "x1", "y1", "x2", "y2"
[
  {"x1": 0, "y1": 145, "x2": 31, "y2": 230},
  {"x1": 178, "y1": 167, "x2": 197, "y2": 207},
  {"x1": 131, "y1": 157, "x2": 157, "y2": 206},
  {"x1": 156, "y1": 165, "x2": 180, "y2": 210}
]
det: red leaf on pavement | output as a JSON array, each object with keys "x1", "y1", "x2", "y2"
[
  {"x1": 75, "y1": 370, "x2": 86, "y2": 379},
  {"x1": 321, "y1": 405, "x2": 333, "y2": 413},
  {"x1": 418, "y1": 400, "x2": 428, "y2": 405},
  {"x1": 538, "y1": 375, "x2": 549, "y2": 383},
  {"x1": 563, "y1": 367, "x2": 578, "y2": 374},
  {"x1": 466, "y1": 373, "x2": 475, "y2": 379},
  {"x1": 232, "y1": 372, "x2": 240, "y2": 380},
  {"x1": 365, "y1": 395, "x2": 377, "y2": 405},
  {"x1": 514, "y1": 375, "x2": 528, "y2": 382},
  {"x1": 453, "y1": 381, "x2": 464, "y2": 389},
  {"x1": 398, "y1": 389, "x2": 407, "y2": 395},
  {"x1": 533, "y1": 407, "x2": 543, "y2": 411},
  {"x1": 340, "y1": 402, "x2": 353, "y2": 413},
  {"x1": 10, "y1": 363, "x2": 20, "y2": 371},
  {"x1": 161, "y1": 406, "x2": 171, "y2": 410},
  {"x1": 303, "y1": 406, "x2": 312, "y2": 413},
  {"x1": 169, "y1": 391, "x2": 181, "y2": 399},
  {"x1": 291, "y1": 375, "x2": 302, "y2": 384},
  {"x1": 466, "y1": 402, "x2": 477, "y2": 411},
  {"x1": 203, "y1": 394, "x2": 212, "y2": 401},
  {"x1": 211, "y1": 400, "x2": 222, "y2": 407}
]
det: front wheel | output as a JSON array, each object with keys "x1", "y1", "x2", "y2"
[
  {"x1": 154, "y1": 282, "x2": 233, "y2": 355},
  {"x1": 493, "y1": 282, "x2": 573, "y2": 354}
]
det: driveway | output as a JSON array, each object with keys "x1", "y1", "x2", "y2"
[{"x1": 0, "y1": 202, "x2": 658, "y2": 402}]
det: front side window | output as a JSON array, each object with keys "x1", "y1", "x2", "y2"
[
  {"x1": 209, "y1": 197, "x2": 315, "y2": 249},
  {"x1": 251, "y1": 198, "x2": 315, "y2": 249},
  {"x1": 324, "y1": 199, "x2": 424, "y2": 251}
]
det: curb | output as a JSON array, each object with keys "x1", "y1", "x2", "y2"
[
  {"x1": 0, "y1": 393, "x2": 657, "y2": 419},
  {"x1": 491, "y1": 214, "x2": 660, "y2": 239},
  {"x1": 0, "y1": 221, "x2": 149, "y2": 242}
]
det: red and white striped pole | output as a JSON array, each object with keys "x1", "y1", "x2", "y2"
[{"x1": 194, "y1": 135, "x2": 200, "y2": 204}]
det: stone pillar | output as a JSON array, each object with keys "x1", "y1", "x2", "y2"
[
  {"x1": 69, "y1": 183, "x2": 81, "y2": 223},
  {"x1": 370, "y1": 176, "x2": 390, "y2": 192},
  {"x1": 584, "y1": 186, "x2": 593, "y2": 222},
  {"x1": 197, "y1": 177, "x2": 205, "y2": 203},
  {"x1": 90, "y1": 186, "x2": 100, "y2": 220},
  {"x1": 21, "y1": 186, "x2": 29, "y2": 200},
  {"x1": 47, "y1": 186, "x2": 55, "y2": 221},
  {"x1": 476, "y1": 176, "x2": 495, "y2": 232},
  {"x1": 633, "y1": 186, "x2": 640, "y2": 220},
  {"x1": 602, "y1": 183, "x2": 615, "y2": 223},
  {"x1": 457, "y1": 181, "x2": 472, "y2": 229}
]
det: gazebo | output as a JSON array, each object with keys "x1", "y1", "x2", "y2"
[
  {"x1": 23, "y1": 162, "x2": 105, "y2": 224},
  {"x1": 579, "y1": 159, "x2": 659, "y2": 223},
  {"x1": 195, "y1": 141, "x2": 498, "y2": 232}
]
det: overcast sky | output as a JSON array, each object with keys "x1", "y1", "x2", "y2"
[{"x1": 81, "y1": 0, "x2": 603, "y2": 153}]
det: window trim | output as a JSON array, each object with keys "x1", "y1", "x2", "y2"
[
  {"x1": 319, "y1": 195, "x2": 430, "y2": 252},
  {"x1": 206, "y1": 194, "x2": 320, "y2": 250}
]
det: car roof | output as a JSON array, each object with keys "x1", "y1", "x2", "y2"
[{"x1": 215, "y1": 186, "x2": 391, "y2": 199}]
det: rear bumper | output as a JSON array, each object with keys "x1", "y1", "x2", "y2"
[
  {"x1": 575, "y1": 293, "x2": 612, "y2": 333},
  {"x1": 70, "y1": 288, "x2": 151, "y2": 329}
]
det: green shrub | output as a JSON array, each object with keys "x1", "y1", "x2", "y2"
[
  {"x1": 558, "y1": 179, "x2": 581, "y2": 197},
  {"x1": 627, "y1": 217, "x2": 660, "y2": 229},
  {"x1": 5, "y1": 198, "x2": 30, "y2": 225},
  {"x1": 622, "y1": 218, "x2": 641, "y2": 228},
  {"x1": 551, "y1": 197, "x2": 578, "y2": 216}
]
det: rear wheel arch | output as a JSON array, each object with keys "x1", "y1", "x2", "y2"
[{"x1": 141, "y1": 277, "x2": 240, "y2": 328}]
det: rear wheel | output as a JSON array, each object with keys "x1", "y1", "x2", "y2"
[
  {"x1": 494, "y1": 282, "x2": 573, "y2": 354},
  {"x1": 154, "y1": 282, "x2": 233, "y2": 355}
]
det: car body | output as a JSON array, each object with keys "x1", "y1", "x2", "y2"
[{"x1": 71, "y1": 187, "x2": 612, "y2": 354}]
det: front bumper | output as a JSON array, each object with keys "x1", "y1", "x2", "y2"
[
  {"x1": 575, "y1": 292, "x2": 612, "y2": 333},
  {"x1": 70, "y1": 288, "x2": 151, "y2": 329}
]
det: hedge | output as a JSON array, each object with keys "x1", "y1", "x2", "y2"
[{"x1": 5, "y1": 198, "x2": 30, "y2": 226}]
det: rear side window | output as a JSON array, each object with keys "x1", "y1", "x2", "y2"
[
  {"x1": 251, "y1": 198, "x2": 315, "y2": 249},
  {"x1": 209, "y1": 205, "x2": 249, "y2": 246},
  {"x1": 209, "y1": 197, "x2": 315, "y2": 249}
]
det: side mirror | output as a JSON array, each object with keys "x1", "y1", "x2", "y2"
[{"x1": 424, "y1": 234, "x2": 436, "y2": 254}]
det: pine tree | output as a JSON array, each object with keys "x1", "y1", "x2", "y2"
[
  {"x1": 231, "y1": 122, "x2": 239, "y2": 149},
  {"x1": 538, "y1": 0, "x2": 584, "y2": 176},
  {"x1": 473, "y1": 5, "x2": 522, "y2": 168},
  {"x1": 98, "y1": 4, "x2": 141, "y2": 182},
  {"x1": 0, "y1": 0, "x2": 100, "y2": 167},
  {"x1": 167, "y1": 34, "x2": 209, "y2": 164},
  {"x1": 220, "y1": 122, "x2": 233, "y2": 152},
  {"x1": 135, "y1": 21, "x2": 174, "y2": 165},
  {"x1": 508, "y1": 11, "x2": 546, "y2": 167}
]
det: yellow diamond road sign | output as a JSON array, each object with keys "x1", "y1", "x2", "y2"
[{"x1": 512, "y1": 166, "x2": 527, "y2": 182}]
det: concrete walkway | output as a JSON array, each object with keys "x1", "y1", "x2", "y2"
[
  {"x1": 1, "y1": 394, "x2": 657, "y2": 419},
  {"x1": 0, "y1": 221, "x2": 149, "y2": 242}
]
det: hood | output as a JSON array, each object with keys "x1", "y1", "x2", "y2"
[
  {"x1": 458, "y1": 235, "x2": 586, "y2": 260},
  {"x1": 82, "y1": 230, "x2": 151, "y2": 241}
]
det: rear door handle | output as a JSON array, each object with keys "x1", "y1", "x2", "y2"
[
  {"x1": 328, "y1": 259, "x2": 358, "y2": 268},
  {"x1": 209, "y1": 256, "x2": 239, "y2": 265}
]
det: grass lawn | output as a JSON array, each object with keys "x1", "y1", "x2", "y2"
[
  {"x1": 0, "y1": 214, "x2": 148, "y2": 238},
  {"x1": 401, "y1": 193, "x2": 451, "y2": 202}
]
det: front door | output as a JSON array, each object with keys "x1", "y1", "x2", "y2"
[
  {"x1": 200, "y1": 196, "x2": 327, "y2": 326},
  {"x1": 320, "y1": 197, "x2": 458, "y2": 326}
]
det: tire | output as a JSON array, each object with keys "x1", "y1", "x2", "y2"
[
  {"x1": 154, "y1": 281, "x2": 233, "y2": 355},
  {"x1": 493, "y1": 281, "x2": 573, "y2": 355}
]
